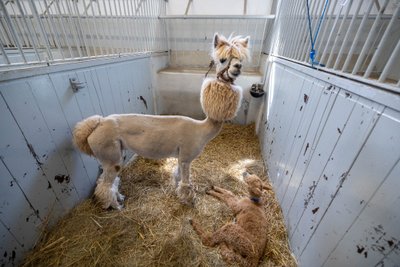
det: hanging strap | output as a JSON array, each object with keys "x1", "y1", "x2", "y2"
[{"x1": 306, "y1": 0, "x2": 329, "y2": 67}]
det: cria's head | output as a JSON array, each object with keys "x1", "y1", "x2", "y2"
[{"x1": 212, "y1": 33, "x2": 250, "y2": 80}]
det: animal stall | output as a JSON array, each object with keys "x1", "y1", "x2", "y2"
[{"x1": 0, "y1": 0, "x2": 399, "y2": 266}]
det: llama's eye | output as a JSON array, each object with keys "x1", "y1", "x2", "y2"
[{"x1": 220, "y1": 58, "x2": 227, "y2": 64}]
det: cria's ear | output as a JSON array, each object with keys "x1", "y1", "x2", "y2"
[{"x1": 241, "y1": 36, "x2": 250, "y2": 48}]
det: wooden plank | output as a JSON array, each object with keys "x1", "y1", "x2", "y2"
[
  {"x1": 321, "y1": 109, "x2": 400, "y2": 267},
  {"x1": 295, "y1": 93, "x2": 384, "y2": 262},
  {"x1": 129, "y1": 58, "x2": 154, "y2": 114},
  {"x1": 0, "y1": 91, "x2": 64, "y2": 229},
  {"x1": 286, "y1": 85, "x2": 339, "y2": 236},
  {"x1": 0, "y1": 220, "x2": 27, "y2": 266},
  {"x1": 280, "y1": 80, "x2": 326, "y2": 214},
  {"x1": 0, "y1": 80, "x2": 79, "y2": 211},
  {"x1": 274, "y1": 76, "x2": 313, "y2": 203},
  {"x1": 289, "y1": 90, "x2": 367, "y2": 256},
  {"x1": 29, "y1": 75, "x2": 95, "y2": 198},
  {"x1": 93, "y1": 66, "x2": 118, "y2": 116},
  {"x1": 264, "y1": 65, "x2": 302, "y2": 189},
  {"x1": 0, "y1": 159, "x2": 40, "y2": 252}
]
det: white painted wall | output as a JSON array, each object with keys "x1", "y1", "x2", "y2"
[
  {"x1": 258, "y1": 56, "x2": 400, "y2": 266},
  {"x1": 0, "y1": 54, "x2": 166, "y2": 266},
  {"x1": 166, "y1": 0, "x2": 273, "y2": 15}
]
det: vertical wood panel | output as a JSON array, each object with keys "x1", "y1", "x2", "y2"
[
  {"x1": 0, "y1": 80, "x2": 80, "y2": 210},
  {"x1": 294, "y1": 94, "x2": 384, "y2": 257},
  {"x1": 0, "y1": 86, "x2": 65, "y2": 221},
  {"x1": 286, "y1": 85, "x2": 339, "y2": 236},
  {"x1": 279, "y1": 81, "x2": 326, "y2": 212},
  {"x1": 0, "y1": 159, "x2": 40, "y2": 254},
  {"x1": 0, "y1": 220, "x2": 26, "y2": 266},
  {"x1": 29, "y1": 76, "x2": 95, "y2": 197},
  {"x1": 265, "y1": 65, "x2": 302, "y2": 189},
  {"x1": 321, "y1": 108, "x2": 400, "y2": 267}
]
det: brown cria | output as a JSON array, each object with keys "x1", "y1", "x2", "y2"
[{"x1": 190, "y1": 172, "x2": 272, "y2": 267}]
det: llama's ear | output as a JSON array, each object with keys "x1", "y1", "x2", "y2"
[
  {"x1": 213, "y1": 33, "x2": 220, "y2": 48},
  {"x1": 242, "y1": 36, "x2": 250, "y2": 48}
]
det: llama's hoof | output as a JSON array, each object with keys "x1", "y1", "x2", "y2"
[
  {"x1": 117, "y1": 192, "x2": 125, "y2": 202},
  {"x1": 177, "y1": 182, "x2": 195, "y2": 206}
]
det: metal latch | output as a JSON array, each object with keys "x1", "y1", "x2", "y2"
[{"x1": 70, "y1": 78, "x2": 85, "y2": 92}]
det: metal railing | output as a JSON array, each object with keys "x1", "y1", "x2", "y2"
[
  {"x1": 269, "y1": 0, "x2": 400, "y2": 90},
  {"x1": 0, "y1": 0, "x2": 168, "y2": 67}
]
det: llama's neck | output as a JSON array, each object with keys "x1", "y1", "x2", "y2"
[{"x1": 202, "y1": 117, "x2": 224, "y2": 141}]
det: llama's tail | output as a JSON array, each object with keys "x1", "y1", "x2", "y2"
[{"x1": 72, "y1": 115, "x2": 103, "y2": 156}]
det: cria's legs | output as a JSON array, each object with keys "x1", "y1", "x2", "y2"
[
  {"x1": 172, "y1": 165, "x2": 181, "y2": 188},
  {"x1": 190, "y1": 220, "x2": 257, "y2": 267},
  {"x1": 219, "y1": 243, "x2": 252, "y2": 267},
  {"x1": 189, "y1": 219, "x2": 214, "y2": 247},
  {"x1": 207, "y1": 186, "x2": 241, "y2": 213}
]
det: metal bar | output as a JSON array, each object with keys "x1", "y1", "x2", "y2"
[
  {"x1": 287, "y1": 0, "x2": 304, "y2": 59},
  {"x1": 300, "y1": 0, "x2": 324, "y2": 62},
  {"x1": 364, "y1": 4, "x2": 400, "y2": 78},
  {"x1": 315, "y1": 0, "x2": 336, "y2": 63},
  {"x1": 378, "y1": 40, "x2": 400, "y2": 83},
  {"x1": 281, "y1": 0, "x2": 296, "y2": 57},
  {"x1": 352, "y1": 0, "x2": 390, "y2": 75},
  {"x1": 9, "y1": 1, "x2": 30, "y2": 47},
  {"x1": 15, "y1": 0, "x2": 42, "y2": 61},
  {"x1": 184, "y1": 0, "x2": 193, "y2": 15},
  {"x1": 42, "y1": 0, "x2": 64, "y2": 59},
  {"x1": 333, "y1": 0, "x2": 363, "y2": 70},
  {"x1": 0, "y1": 37, "x2": 11, "y2": 64},
  {"x1": 63, "y1": 0, "x2": 83, "y2": 58},
  {"x1": 341, "y1": 0, "x2": 374, "y2": 72},
  {"x1": 319, "y1": 3, "x2": 344, "y2": 64},
  {"x1": 129, "y1": 0, "x2": 137, "y2": 53},
  {"x1": 54, "y1": 0, "x2": 74, "y2": 58},
  {"x1": 160, "y1": 15, "x2": 275, "y2": 19},
  {"x1": 73, "y1": 0, "x2": 90, "y2": 57},
  {"x1": 83, "y1": 0, "x2": 97, "y2": 56},
  {"x1": 243, "y1": 0, "x2": 247, "y2": 15},
  {"x1": 326, "y1": 0, "x2": 353, "y2": 68},
  {"x1": 28, "y1": 0, "x2": 53, "y2": 60},
  {"x1": 101, "y1": 0, "x2": 112, "y2": 55},
  {"x1": 0, "y1": 0, "x2": 27, "y2": 63},
  {"x1": 89, "y1": 0, "x2": 103, "y2": 55}
]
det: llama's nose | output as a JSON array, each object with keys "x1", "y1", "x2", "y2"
[{"x1": 234, "y1": 63, "x2": 242, "y2": 69}]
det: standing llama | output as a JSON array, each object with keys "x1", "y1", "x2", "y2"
[{"x1": 73, "y1": 33, "x2": 250, "y2": 209}]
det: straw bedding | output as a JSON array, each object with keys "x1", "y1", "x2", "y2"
[{"x1": 23, "y1": 123, "x2": 297, "y2": 267}]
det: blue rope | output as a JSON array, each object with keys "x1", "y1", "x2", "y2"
[{"x1": 306, "y1": 0, "x2": 329, "y2": 67}]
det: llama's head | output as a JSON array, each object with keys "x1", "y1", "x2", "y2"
[
  {"x1": 243, "y1": 172, "x2": 271, "y2": 200},
  {"x1": 212, "y1": 33, "x2": 250, "y2": 82}
]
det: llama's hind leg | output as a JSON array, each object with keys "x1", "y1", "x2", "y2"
[
  {"x1": 95, "y1": 165, "x2": 124, "y2": 210},
  {"x1": 219, "y1": 243, "x2": 253, "y2": 267}
]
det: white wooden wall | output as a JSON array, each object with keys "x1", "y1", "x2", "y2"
[
  {"x1": 259, "y1": 57, "x2": 400, "y2": 267},
  {"x1": 0, "y1": 55, "x2": 158, "y2": 266}
]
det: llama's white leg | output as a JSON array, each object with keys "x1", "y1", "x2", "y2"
[
  {"x1": 176, "y1": 161, "x2": 195, "y2": 206},
  {"x1": 94, "y1": 165, "x2": 123, "y2": 210},
  {"x1": 172, "y1": 165, "x2": 181, "y2": 187}
]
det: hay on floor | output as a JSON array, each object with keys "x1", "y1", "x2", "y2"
[{"x1": 22, "y1": 123, "x2": 297, "y2": 267}]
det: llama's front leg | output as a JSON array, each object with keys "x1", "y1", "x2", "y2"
[
  {"x1": 176, "y1": 161, "x2": 195, "y2": 206},
  {"x1": 94, "y1": 165, "x2": 124, "y2": 210}
]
